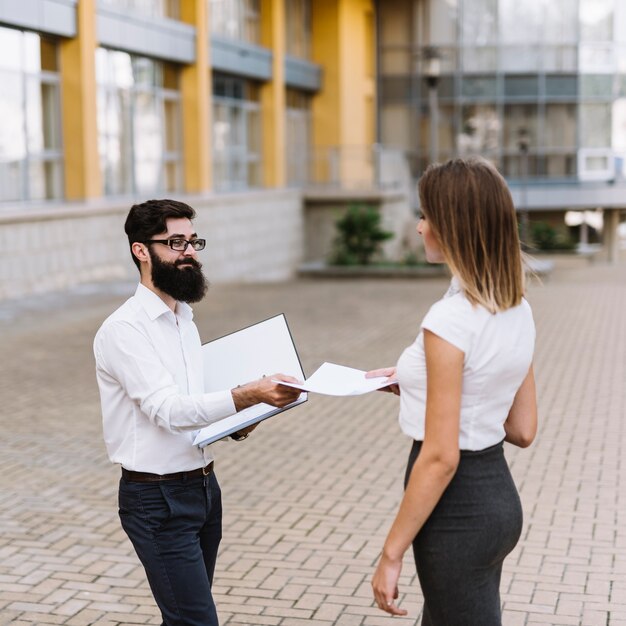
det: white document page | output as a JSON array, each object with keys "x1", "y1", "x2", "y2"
[
  {"x1": 193, "y1": 314, "x2": 307, "y2": 447},
  {"x1": 274, "y1": 362, "x2": 397, "y2": 396}
]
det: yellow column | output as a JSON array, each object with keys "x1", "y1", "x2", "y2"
[
  {"x1": 260, "y1": 0, "x2": 286, "y2": 187},
  {"x1": 180, "y1": 0, "x2": 212, "y2": 192},
  {"x1": 311, "y1": 0, "x2": 376, "y2": 185},
  {"x1": 59, "y1": 0, "x2": 101, "y2": 199}
]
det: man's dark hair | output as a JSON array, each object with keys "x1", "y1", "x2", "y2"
[{"x1": 125, "y1": 199, "x2": 196, "y2": 270}]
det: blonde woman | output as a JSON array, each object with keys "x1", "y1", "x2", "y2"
[{"x1": 368, "y1": 158, "x2": 537, "y2": 624}]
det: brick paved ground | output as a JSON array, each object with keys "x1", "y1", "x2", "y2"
[{"x1": 1, "y1": 259, "x2": 625, "y2": 625}]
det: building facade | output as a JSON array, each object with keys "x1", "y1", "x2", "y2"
[
  {"x1": 377, "y1": 0, "x2": 626, "y2": 255},
  {"x1": 1, "y1": 0, "x2": 410, "y2": 300}
]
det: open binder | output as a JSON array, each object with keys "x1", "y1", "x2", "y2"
[{"x1": 193, "y1": 314, "x2": 307, "y2": 447}]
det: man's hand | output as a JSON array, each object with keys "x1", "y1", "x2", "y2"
[
  {"x1": 230, "y1": 423, "x2": 258, "y2": 441},
  {"x1": 231, "y1": 374, "x2": 302, "y2": 412},
  {"x1": 365, "y1": 367, "x2": 400, "y2": 396}
]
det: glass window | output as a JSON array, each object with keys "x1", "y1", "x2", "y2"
[
  {"x1": 285, "y1": 0, "x2": 310, "y2": 59},
  {"x1": 380, "y1": 48, "x2": 412, "y2": 75},
  {"x1": 380, "y1": 0, "x2": 412, "y2": 46},
  {"x1": 210, "y1": 0, "x2": 260, "y2": 44},
  {"x1": 545, "y1": 154, "x2": 576, "y2": 177},
  {"x1": 285, "y1": 89, "x2": 311, "y2": 186},
  {"x1": 580, "y1": 74, "x2": 614, "y2": 97},
  {"x1": 380, "y1": 76, "x2": 412, "y2": 103},
  {"x1": 503, "y1": 153, "x2": 539, "y2": 178},
  {"x1": 499, "y1": 0, "x2": 542, "y2": 44},
  {"x1": 545, "y1": 74, "x2": 578, "y2": 97},
  {"x1": 461, "y1": 46, "x2": 497, "y2": 72},
  {"x1": 618, "y1": 46, "x2": 626, "y2": 72},
  {"x1": 212, "y1": 73, "x2": 262, "y2": 191},
  {"x1": 380, "y1": 104, "x2": 413, "y2": 151},
  {"x1": 544, "y1": 104, "x2": 577, "y2": 149},
  {"x1": 418, "y1": 104, "x2": 455, "y2": 162},
  {"x1": 96, "y1": 48, "x2": 182, "y2": 196},
  {"x1": 0, "y1": 27, "x2": 62, "y2": 202},
  {"x1": 579, "y1": 44, "x2": 614, "y2": 72},
  {"x1": 500, "y1": 46, "x2": 542, "y2": 73},
  {"x1": 542, "y1": 45, "x2": 578, "y2": 72},
  {"x1": 503, "y1": 104, "x2": 538, "y2": 151},
  {"x1": 430, "y1": 0, "x2": 458, "y2": 45},
  {"x1": 504, "y1": 74, "x2": 539, "y2": 98},
  {"x1": 580, "y1": 103, "x2": 611, "y2": 147},
  {"x1": 460, "y1": 0, "x2": 497, "y2": 45},
  {"x1": 460, "y1": 75, "x2": 498, "y2": 99},
  {"x1": 613, "y1": 99, "x2": 626, "y2": 150},
  {"x1": 424, "y1": 76, "x2": 455, "y2": 101},
  {"x1": 617, "y1": 6, "x2": 626, "y2": 44},
  {"x1": 99, "y1": 0, "x2": 180, "y2": 19},
  {"x1": 580, "y1": 0, "x2": 613, "y2": 41},
  {"x1": 543, "y1": 0, "x2": 578, "y2": 42},
  {"x1": 458, "y1": 105, "x2": 500, "y2": 158}
]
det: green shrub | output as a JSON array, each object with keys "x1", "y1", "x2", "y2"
[
  {"x1": 530, "y1": 221, "x2": 576, "y2": 251},
  {"x1": 328, "y1": 204, "x2": 394, "y2": 266}
]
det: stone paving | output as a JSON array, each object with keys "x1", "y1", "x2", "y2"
[{"x1": 1, "y1": 259, "x2": 625, "y2": 626}]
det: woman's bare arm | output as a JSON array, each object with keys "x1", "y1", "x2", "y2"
[
  {"x1": 504, "y1": 365, "x2": 537, "y2": 448},
  {"x1": 371, "y1": 330, "x2": 462, "y2": 615}
]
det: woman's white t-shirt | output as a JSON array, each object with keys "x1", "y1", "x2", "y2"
[{"x1": 396, "y1": 278, "x2": 535, "y2": 451}]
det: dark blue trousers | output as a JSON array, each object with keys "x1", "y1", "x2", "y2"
[{"x1": 118, "y1": 471, "x2": 222, "y2": 626}]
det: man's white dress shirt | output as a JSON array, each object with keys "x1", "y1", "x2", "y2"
[{"x1": 94, "y1": 284, "x2": 236, "y2": 474}]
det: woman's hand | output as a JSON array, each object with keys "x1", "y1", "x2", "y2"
[
  {"x1": 365, "y1": 367, "x2": 400, "y2": 395},
  {"x1": 371, "y1": 552, "x2": 408, "y2": 616}
]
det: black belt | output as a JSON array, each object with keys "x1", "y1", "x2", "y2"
[{"x1": 121, "y1": 462, "x2": 214, "y2": 483}]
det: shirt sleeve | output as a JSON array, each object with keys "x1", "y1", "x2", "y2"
[
  {"x1": 420, "y1": 296, "x2": 473, "y2": 354},
  {"x1": 94, "y1": 320, "x2": 237, "y2": 433}
]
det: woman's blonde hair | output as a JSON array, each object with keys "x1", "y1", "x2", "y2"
[{"x1": 418, "y1": 157, "x2": 525, "y2": 313}]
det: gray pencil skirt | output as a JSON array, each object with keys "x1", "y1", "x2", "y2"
[{"x1": 405, "y1": 440, "x2": 523, "y2": 626}]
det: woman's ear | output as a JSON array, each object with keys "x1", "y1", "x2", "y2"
[{"x1": 131, "y1": 242, "x2": 150, "y2": 265}]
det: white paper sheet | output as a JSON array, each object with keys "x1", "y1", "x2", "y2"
[
  {"x1": 193, "y1": 314, "x2": 307, "y2": 447},
  {"x1": 274, "y1": 362, "x2": 397, "y2": 396}
]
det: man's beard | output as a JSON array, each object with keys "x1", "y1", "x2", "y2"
[{"x1": 149, "y1": 249, "x2": 208, "y2": 304}]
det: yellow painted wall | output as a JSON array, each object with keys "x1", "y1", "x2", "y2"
[
  {"x1": 311, "y1": 0, "x2": 376, "y2": 185},
  {"x1": 59, "y1": 0, "x2": 101, "y2": 199},
  {"x1": 338, "y1": 0, "x2": 375, "y2": 148},
  {"x1": 181, "y1": 0, "x2": 212, "y2": 192},
  {"x1": 311, "y1": 0, "x2": 341, "y2": 149},
  {"x1": 260, "y1": 0, "x2": 286, "y2": 187}
]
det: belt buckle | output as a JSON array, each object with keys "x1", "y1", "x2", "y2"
[{"x1": 202, "y1": 464, "x2": 211, "y2": 476}]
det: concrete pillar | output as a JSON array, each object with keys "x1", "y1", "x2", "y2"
[
  {"x1": 580, "y1": 217, "x2": 589, "y2": 247},
  {"x1": 603, "y1": 208, "x2": 620, "y2": 264},
  {"x1": 180, "y1": 0, "x2": 212, "y2": 192}
]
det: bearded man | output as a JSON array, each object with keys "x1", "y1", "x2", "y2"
[{"x1": 93, "y1": 199, "x2": 300, "y2": 626}]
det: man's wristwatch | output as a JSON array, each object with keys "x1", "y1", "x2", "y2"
[{"x1": 230, "y1": 431, "x2": 249, "y2": 441}]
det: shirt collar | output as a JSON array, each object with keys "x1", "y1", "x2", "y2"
[
  {"x1": 175, "y1": 300, "x2": 194, "y2": 321},
  {"x1": 445, "y1": 275, "x2": 462, "y2": 298},
  {"x1": 134, "y1": 283, "x2": 194, "y2": 322}
]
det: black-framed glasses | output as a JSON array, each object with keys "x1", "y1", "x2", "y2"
[{"x1": 146, "y1": 238, "x2": 206, "y2": 252}]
